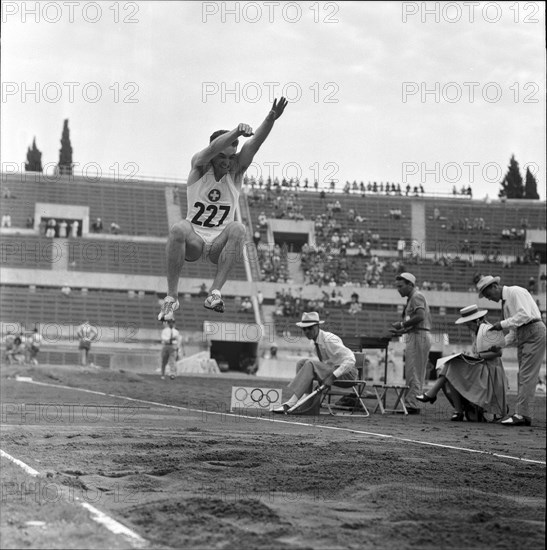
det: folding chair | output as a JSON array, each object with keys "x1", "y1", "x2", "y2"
[
  {"x1": 320, "y1": 352, "x2": 370, "y2": 417},
  {"x1": 372, "y1": 384, "x2": 409, "y2": 415}
]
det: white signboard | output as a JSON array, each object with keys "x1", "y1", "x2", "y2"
[{"x1": 230, "y1": 386, "x2": 282, "y2": 411}]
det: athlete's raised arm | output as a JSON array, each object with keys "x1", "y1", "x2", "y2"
[{"x1": 236, "y1": 97, "x2": 288, "y2": 174}]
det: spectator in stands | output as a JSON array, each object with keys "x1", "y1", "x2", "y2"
[
  {"x1": 26, "y1": 216, "x2": 34, "y2": 229},
  {"x1": 4, "y1": 329, "x2": 18, "y2": 362},
  {"x1": 540, "y1": 272, "x2": 546, "y2": 292},
  {"x1": 7, "y1": 336, "x2": 26, "y2": 365},
  {"x1": 416, "y1": 305, "x2": 507, "y2": 421},
  {"x1": 158, "y1": 97, "x2": 288, "y2": 321},
  {"x1": 92, "y1": 218, "x2": 103, "y2": 233},
  {"x1": 243, "y1": 356, "x2": 259, "y2": 375},
  {"x1": 76, "y1": 320, "x2": 99, "y2": 367},
  {"x1": 477, "y1": 274, "x2": 546, "y2": 426},
  {"x1": 271, "y1": 312, "x2": 357, "y2": 414},
  {"x1": 2, "y1": 187, "x2": 12, "y2": 199},
  {"x1": 197, "y1": 282, "x2": 208, "y2": 297},
  {"x1": 239, "y1": 296, "x2": 253, "y2": 313},
  {"x1": 58, "y1": 220, "x2": 68, "y2": 238},
  {"x1": 45, "y1": 218, "x2": 56, "y2": 238},
  {"x1": 397, "y1": 238, "x2": 406, "y2": 259},
  {"x1": 348, "y1": 292, "x2": 362, "y2": 315},
  {"x1": 61, "y1": 283, "x2": 72, "y2": 297},
  {"x1": 160, "y1": 319, "x2": 181, "y2": 380},
  {"x1": 25, "y1": 327, "x2": 42, "y2": 366},
  {"x1": 1, "y1": 214, "x2": 11, "y2": 228},
  {"x1": 110, "y1": 222, "x2": 121, "y2": 234},
  {"x1": 389, "y1": 272, "x2": 432, "y2": 415},
  {"x1": 69, "y1": 220, "x2": 79, "y2": 238}
]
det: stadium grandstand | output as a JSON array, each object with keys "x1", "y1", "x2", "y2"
[{"x1": 1, "y1": 169, "x2": 545, "y2": 386}]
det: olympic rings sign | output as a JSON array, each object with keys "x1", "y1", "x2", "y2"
[{"x1": 230, "y1": 386, "x2": 283, "y2": 410}]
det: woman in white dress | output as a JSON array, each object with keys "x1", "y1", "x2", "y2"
[{"x1": 416, "y1": 305, "x2": 508, "y2": 421}]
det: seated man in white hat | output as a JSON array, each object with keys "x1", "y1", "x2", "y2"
[
  {"x1": 476, "y1": 274, "x2": 546, "y2": 426},
  {"x1": 271, "y1": 312, "x2": 358, "y2": 413}
]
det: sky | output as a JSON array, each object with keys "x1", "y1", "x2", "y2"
[{"x1": 1, "y1": 1, "x2": 546, "y2": 199}]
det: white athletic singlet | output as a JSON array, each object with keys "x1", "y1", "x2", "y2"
[{"x1": 186, "y1": 167, "x2": 240, "y2": 244}]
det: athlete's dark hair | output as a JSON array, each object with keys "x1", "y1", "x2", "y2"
[{"x1": 209, "y1": 130, "x2": 239, "y2": 147}]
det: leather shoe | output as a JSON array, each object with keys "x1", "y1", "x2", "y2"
[
  {"x1": 416, "y1": 393, "x2": 437, "y2": 404},
  {"x1": 271, "y1": 404, "x2": 290, "y2": 414},
  {"x1": 450, "y1": 412, "x2": 464, "y2": 422},
  {"x1": 501, "y1": 414, "x2": 531, "y2": 426}
]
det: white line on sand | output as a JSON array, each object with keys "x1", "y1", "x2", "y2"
[
  {"x1": 0, "y1": 449, "x2": 40, "y2": 476},
  {"x1": 79, "y1": 502, "x2": 147, "y2": 548},
  {"x1": 0, "y1": 447, "x2": 147, "y2": 548},
  {"x1": 15, "y1": 377, "x2": 546, "y2": 466}
]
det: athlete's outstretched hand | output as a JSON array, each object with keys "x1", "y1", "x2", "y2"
[{"x1": 270, "y1": 97, "x2": 288, "y2": 120}]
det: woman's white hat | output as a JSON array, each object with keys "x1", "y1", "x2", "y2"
[{"x1": 455, "y1": 304, "x2": 488, "y2": 324}]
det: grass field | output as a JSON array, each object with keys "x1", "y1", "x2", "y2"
[{"x1": 1, "y1": 363, "x2": 545, "y2": 549}]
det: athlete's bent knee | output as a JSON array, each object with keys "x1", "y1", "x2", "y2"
[{"x1": 169, "y1": 220, "x2": 193, "y2": 240}]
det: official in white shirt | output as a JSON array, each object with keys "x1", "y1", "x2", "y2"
[
  {"x1": 477, "y1": 275, "x2": 546, "y2": 426},
  {"x1": 272, "y1": 312, "x2": 357, "y2": 413}
]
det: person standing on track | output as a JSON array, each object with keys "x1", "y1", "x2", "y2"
[
  {"x1": 160, "y1": 319, "x2": 181, "y2": 380},
  {"x1": 476, "y1": 274, "x2": 546, "y2": 426},
  {"x1": 390, "y1": 272, "x2": 432, "y2": 414},
  {"x1": 158, "y1": 97, "x2": 288, "y2": 321},
  {"x1": 76, "y1": 320, "x2": 98, "y2": 367}
]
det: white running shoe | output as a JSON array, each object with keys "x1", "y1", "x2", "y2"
[
  {"x1": 204, "y1": 292, "x2": 225, "y2": 313},
  {"x1": 158, "y1": 296, "x2": 179, "y2": 321}
]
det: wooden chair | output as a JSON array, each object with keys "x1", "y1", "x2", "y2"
[{"x1": 320, "y1": 352, "x2": 370, "y2": 417}]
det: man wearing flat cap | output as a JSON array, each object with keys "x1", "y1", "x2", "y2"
[
  {"x1": 390, "y1": 272, "x2": 432, "y2": 414},
  {"x1": 271, "y1": 312, "x2": 357, "y2": 413},
  {"x1": 476, "y1": 274, "x2": 546, "y2": 426}
]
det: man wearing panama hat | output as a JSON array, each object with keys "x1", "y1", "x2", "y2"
[
  {"x1": 476, "y1": 274, "x2": 546, "y2": 426},
  {"x1": 271, "y1": 312, "x2": 357, "y2": 413}
]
